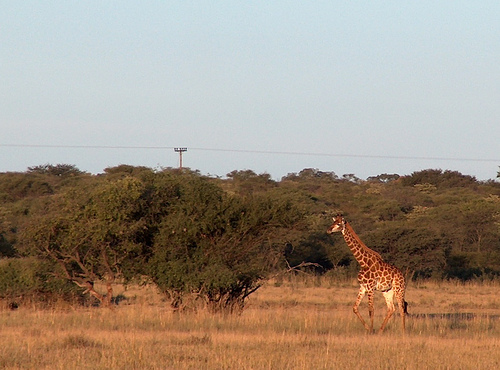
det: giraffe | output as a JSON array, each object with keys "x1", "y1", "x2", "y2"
[{"x1": 327, "y1": 214, "x2": 408, "y2": 333}]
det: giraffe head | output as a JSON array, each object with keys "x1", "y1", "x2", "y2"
[{"x1": 327, "y1": 214, "x2": 346, "y2": 234}]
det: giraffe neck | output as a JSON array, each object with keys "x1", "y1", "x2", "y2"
[{"x1": 342, "y1": 223, "x2": 383, "y2": 269}]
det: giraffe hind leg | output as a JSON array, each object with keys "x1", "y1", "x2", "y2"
[
  {"x1": 398, "y1": 297, "x2": 407, "y2": 334},
  {"x1": 379, "y1": 289, "x2": 396, "y2": 333}
]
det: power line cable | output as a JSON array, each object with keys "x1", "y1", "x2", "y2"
[{"x1": 1, "y1": 143, "x2": 499, "y2": 163}]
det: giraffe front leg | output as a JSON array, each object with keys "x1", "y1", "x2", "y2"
[{"x1": 353, "y1": 286, "x2": 372, "y2": 332}]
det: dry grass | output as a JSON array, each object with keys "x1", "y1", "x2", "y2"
[{"x1": 1, "y1": 277, "x2": 500, "y2": 369}]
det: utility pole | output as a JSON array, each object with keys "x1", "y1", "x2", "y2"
[{"x1": 174, "y1": 147, "x2": 187, "y2": 169}]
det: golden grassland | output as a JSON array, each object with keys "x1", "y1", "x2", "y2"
[{"x1": 1, "y1": 277, "x2": 500, "y2": 369}]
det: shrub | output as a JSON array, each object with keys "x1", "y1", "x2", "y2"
[
  {"x1": 0, "y1": 257, "x2": 82, "y2": 307},
  {"x1": 148, "y1": 176, "x2": 305, "y2": 313}
]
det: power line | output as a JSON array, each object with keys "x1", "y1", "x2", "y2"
[
  {"x1": 1, "y1": 143, "x2": 499, "y2": 164},
  {"x1": 0, "y1": 144, "x2": 172, "y2": 150},
  {"x1": 188, "y1": 147, "x2": 500, "y2": 163}
]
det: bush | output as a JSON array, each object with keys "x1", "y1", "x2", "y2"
[
  {"x1": 148, "y1": 175, "x2": 305, "y2": 313},
  {"x1": 0, "y1": 257, "x2": 82, "y2": 307}
]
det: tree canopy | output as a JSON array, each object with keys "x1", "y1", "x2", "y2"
[{"x1": 1, "y1": 165, "x2": 500, "y2": 310}]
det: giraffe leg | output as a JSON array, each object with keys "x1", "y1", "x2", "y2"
[
  {"x1": 367, "y1": 290, "x2": 375, "y2": 333},
  {"x1": 396, "y1": 295, "x2": 407, "y2": 334},
  {"x1": 353, "y1": 286, "x2": 372, "y2": 332},
  {"x1": 379, "y1": 289, "x2": 396, "y2": 333}
]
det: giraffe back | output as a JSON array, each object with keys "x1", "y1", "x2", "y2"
[{"x1": 357, "y1": 261, "x2": 405, "y2": 296}]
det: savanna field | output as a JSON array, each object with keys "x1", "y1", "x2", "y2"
[
  {"x1": 2, "y1": 168, "x2": 500, "y2": 369},
  {"x1": 2, "y1": 276, "x2": 500, "y2": 370}
]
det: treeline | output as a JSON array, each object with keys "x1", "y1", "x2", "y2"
[{"x1": 1, "y1": 164, "x2": 500, "y2": 310}]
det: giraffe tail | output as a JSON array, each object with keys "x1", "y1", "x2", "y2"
[{"x1": 403, "y1": 300, "x2": 409, "y2": 315}]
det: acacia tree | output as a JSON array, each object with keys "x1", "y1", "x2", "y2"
[
  {"x1": 363, "y1": 222, "x2": 449, "y2": 279},
  {"x1": 18, "y1": 177, "x2": 148, "y2": 306},
  {"x1": 148, "y1": 175, "x2": 306, "y2": 313},
  {"x1": 27, "y1": 164, "x2": 86, "y2": 177}
]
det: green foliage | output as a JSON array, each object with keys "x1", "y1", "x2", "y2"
[
  {"x1": 367, "y1": 173, "x2": 400, "y2": 183},
  {"x1": 27, "y1": 164, "x2": 86, "y2": 177},
  {"x1": 401, "y1": 169, "x2": 478, "y2": 189},
  {"x1": 0, "y1": 234, "x2": 16, "y2": 257},
  {"x1": 148, "y1": 175, "x2": 305, "y2": 312},
  {"x1": 2, "y1": 164, "x2": 500, "y2": 312},
  {"x1": 16, "y1": 176, "x2": 151, "y2": 304},
  {"x1": 285, "y1": 232, "x2": 349, "y2": 272},
  {"x1": 102, "y1": 164, "x2": 154, "y2": 179},
  {"x1": 363, "y1": 223, "x2": 449, "y2": 279},
  {"x1": 282, "y1": 168, "x2": 339, "y2": 182},
  {"x1": 0, "y1": 172, "x2": 53, "y2": 202},
  {"x1": 0, "y1": 257, "x2": 80, "y2": 305},
  {"x1": 225, "y1": 170, "x2": 277, "y2": 195}
]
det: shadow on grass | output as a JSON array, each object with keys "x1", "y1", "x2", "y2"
[{"x1": 411, "y1": 313, "x2": 500, "y2": 320}]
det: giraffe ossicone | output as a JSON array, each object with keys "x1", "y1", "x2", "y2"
[{"x1": 327, "y1": 214, "x2": 408, "y2": 333}]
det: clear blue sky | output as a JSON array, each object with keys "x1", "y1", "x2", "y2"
[{"x1": 1, "y1": 1, "x2": 499, "y2": 180}]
